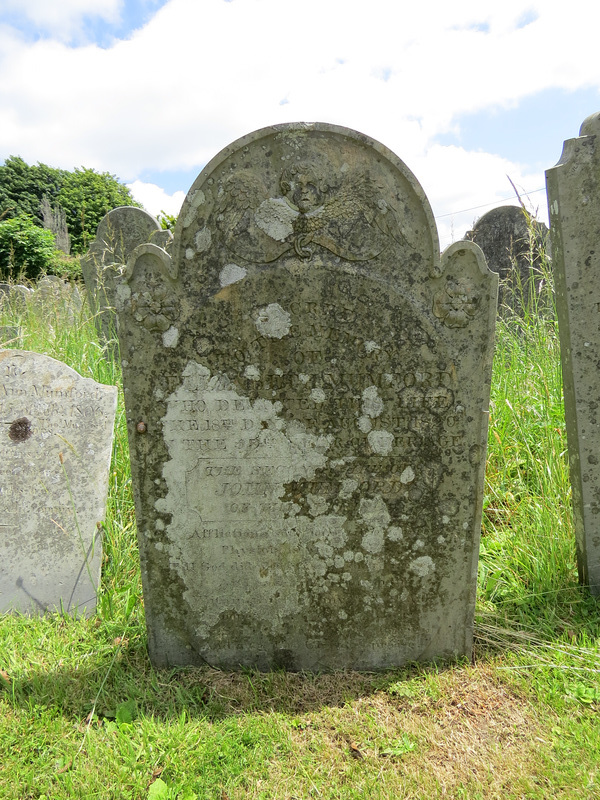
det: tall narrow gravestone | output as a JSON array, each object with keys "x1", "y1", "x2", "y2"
[
  {"x1": 546, "y1": 112, "x2": 600, "y2": 596},
  {"x1": 1, "y1": 350, "x2": 117, "y2": 615},
  {"x1": 82, "y1": 207, "x2": 167, "y2": 344},
  {"x1": 117, "y1": 123, "x2": 498, "y2": 669}
]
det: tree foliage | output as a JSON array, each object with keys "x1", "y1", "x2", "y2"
[
  {"x1": 0, "y1": 215, "x2": 57, "y2": 281},
  {"x1": 0, "y1": 156, "x2": 141, "y2": 254}
]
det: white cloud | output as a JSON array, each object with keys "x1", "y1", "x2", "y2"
[
  {"x1": 127, "y1": 180, "x2": 185, "y2": 218},
  {"x1": 1, "y1": 0, "x2": 122, "y2": 41},
  {"x1": 0, "y1": 0, "x2": 599, "y2": 237}
]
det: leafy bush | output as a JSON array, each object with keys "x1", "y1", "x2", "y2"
[
  {"x1": 0, "y1": 156, "x2": 142, "y2": 255},
  {"x1": 0, "y1": 215, "x2": 57, "y2": 280}
]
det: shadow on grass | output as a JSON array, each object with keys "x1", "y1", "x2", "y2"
[{"x1": 2, "y1": 622, "x2": 465, "y2": 725}]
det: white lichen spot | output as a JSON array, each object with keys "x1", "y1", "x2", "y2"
[
  {"x1": 298, "y1": 373, "x2": 310, "y2": 384},
  {"x1": 316, "y1": 541, "x2": 334, "y2": 558},
  {"x1": 384, "y1": 373, "x2": 393, "y2": 383},
  {"x1": 442, "y1": 515, "x2": 450, "y2": 524},
  {"x1": 310, "y1": 388, "x2": 326, "y2": 404},
  {"x1": 194, "y1": 227, "x2": 212, "y2": 253},
  {"x1": 307, "y1": 494, "x2": 329, "y2": 517},
  {"x1": 344, "y1": 550, "x2": 354, "y2": 562},
  {"x1": 339, "y1": 479, "x2": 358, "y2": 499},
  {"x1": 364, "y1": 340, "x2": 380, "y2": 354},
  {"x1": 362, "y1": 385, "x2": 384, "y2": 418},
  {"x1": 361, "y1": 528, "x2": 385, "y2": 554},
  {"x1": 387, "y1": 526, "x2": 403, "y2": 542},
  {"x1": 357, "y1": 415, "x2": 372, "y2": 433},
  {"x1": 162, "y1": 326, "x2": 179, "y2": 348},
  {"x1": 400, "y1": 466, "x2": 415, "y2": 484},
  {"x1": 185, "y1": 248, "x2": 195, "y2": 260},
  {"x1": 244, "y1": 364, "x2": 260, "y2": 380},
  {"x1": 409, "y1": 556, "x2": 435, "y2": 578},
  {"x1": 342, "y1": 572, "x2": 352, "y2": 582},
  {"x1": 413, "y1": 539, "x2": 424, "y2": 550},
  {"x1": 219, "y1": 263, "x2": 247, "y2": 287},
  {"x1": 338, "y1": 610, "x2": 348, "y2": 620},
  {"x1": 334, "y1": 556, "x2": 345, "y2": 568},
  {"x1": 155, "y1": 542, "x2": 164, "y2": 551},
  {"x1": 155, "y1": 518, "x2": 165, "y2": 531},
  {"x1": 359, "y1": 496, "x2": 391, "y2": 528},
  {"x1": 255, "y1": 303, "x2": 291, "y2": 338},
  {"x1": 367, "y1": 429, "x2": 394, "y2": 455},
  {"x1": 274, "y1": 368, "x2": 283, "y2": 376},
  {"x1": 437, "y1": 535, "x2": 446, "y2": 544},
  {"x1": 255, "y1": 197, "x2": 297, "y2": 241},
  {"x1": 463, "y1": 521, "x2": 469, "y2": 530},
  {"x1": 354, "y1": 552, "x2": 364, "y2": 563},
  {"x1": 114, "y1": 282, "x2": 131, "y2": 311}
]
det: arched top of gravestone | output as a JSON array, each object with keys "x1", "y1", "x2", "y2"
[
  {"x1": 89, "y1": 207, "x2": 162, "y2": 265},
  {"x1": 579, "y1": 111, "x2": 600, "y2": 137},
  {"x1": 173, "y1": 122, "x2": 441, "y2": 291}
]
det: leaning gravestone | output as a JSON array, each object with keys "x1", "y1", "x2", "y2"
[
  {"x1": 117, "y1": 122, "x2": 498, "y2": 670},
  {"x1": 546, "y1": 111, "x2": 600, "y2": 596},
  {"x1": 0, "y1": 350, "x2": 117, "y2": 615},
  {"x1": 464, "y1": 206, "x2": 550, "y2": 315},
  {"x1": 82, "y1": 207, "x2": 163, "y2": 344}
]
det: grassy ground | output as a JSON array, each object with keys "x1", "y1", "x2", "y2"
[{"x1": 1, "y1": 264, "x2": 599, "y2": 799}]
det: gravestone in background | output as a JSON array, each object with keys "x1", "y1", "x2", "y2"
[
  {"x1": 0, "y1": 350, "x2": 117, "y2": 615},
  {"x1": 81, "y1": 207, "x2": 168, "y2": 344},
  {"x1": 117, "y1": 122, "x2": 498, "y2": 670},
  {"x1": 546, "y1": 111, "x2": 600, "y2": 596},
  {"x1": 33, "y1": 275, "x2": 83, "y2": 325},
  {"x1": 463, "y1": 206, "x2": 550, "y2": 314}
]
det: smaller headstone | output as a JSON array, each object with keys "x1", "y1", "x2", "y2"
[
  {"x1": 0, "y1": 284, "x2": 33, "y2": 314},
  {"x1": 464, "y1": 206, "x2": 550, "y2": 314},
  {"x1": 33, "y1": 276, "x2": 82, "y2": 324},
  {"x1": 81, "y1": 207, "x2": 162, "y2": 344},
  {"x1": 546, "y1": 112, "x2": 600, "y2": 595},
  {"x1": 0, "y1": 350, "x2": 117, "y2": 615}
]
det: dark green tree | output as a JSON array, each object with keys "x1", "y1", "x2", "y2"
[
  {"x1": 58, "y1": 167, "x2": 141, "y2": 253},
  {"x1": 0, "y1": 157, "x2": 142, "y2": 254},
  {"x1": 0, "y1": 156, "x2": 66, "y2": 224}
]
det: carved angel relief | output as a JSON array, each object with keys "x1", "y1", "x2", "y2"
[{"x1": 215, "y1": 163, "x2": 409, "y2": 265}]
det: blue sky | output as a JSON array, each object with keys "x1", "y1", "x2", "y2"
[{"x1": 1, "y1": 0, "x2": 600, "y2": 248}]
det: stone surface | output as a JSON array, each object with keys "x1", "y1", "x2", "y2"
[
  {"x1": 0, "y1": 283, "x2": 33, "y2": 313},
  {"x1": 32, "y1": 276, "x2": 83, "y2": 324},
  {"x1": 81, "y1": 207, "x2": 162, "y2": 343},
  {"x1": 0, "y1": 350, "x2": 117, "y2": 615},
  {"x1": 117, "y1": 122, "x2": 498, "y2": 670},
  {"x1": 464, "y1": 206, "x2": 550, "y2": 314},
  {"x1": 546, "y1": 111, "x2": 600, "y2": 596}
]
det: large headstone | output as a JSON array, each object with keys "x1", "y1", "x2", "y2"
[
  {"x1": 546, "y1": 112, "x2": 600, "y2": 596},
  {"x1": 117, "y1": 123, "x2": 498, "y2": 670},
  {"x1": 81, "y1": 207, "x2": 166, "y2": 344},
  {"x1": 464, "y1": 206, "x2": 550, "y2": 314},
  {"x1": 0, "y1": 350, "x2": 117, "y2": 615}
]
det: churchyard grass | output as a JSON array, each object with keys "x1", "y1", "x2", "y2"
[{"x1": 1, "y1": 264, "x2": 599, "y2": 799}]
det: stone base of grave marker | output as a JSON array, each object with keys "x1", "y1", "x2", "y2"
[
  {"x1": 0, "y1": 350, "x2": 117, "y2": 615},
  {"x1": 117, "y1": 123, "x2": 498, "y2": 670}
]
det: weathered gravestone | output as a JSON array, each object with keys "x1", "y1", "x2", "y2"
[
  {"x1": 82, "y1": 207, "x2": 168, "y2": 344},
  {"x1": 546, "y1": 111, "x2": 600, "y2": 596},
  {"x1": 464, "y1": 205, "x2": 550, "y2": 314},
  {"x1": 117, "y1": 122, "x2": 498, "y2": 670},
  {"x1": 0, "y1": 350, "x2": 117, "y2": 615}
]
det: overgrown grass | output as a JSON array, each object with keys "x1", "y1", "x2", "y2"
[{"x1": 1, "y1": 255, "x2": 599, "y2": 799}]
